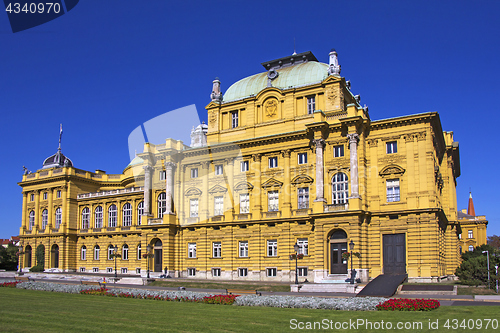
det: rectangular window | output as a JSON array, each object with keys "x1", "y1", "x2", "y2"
[
  {"x1": 212, "y1": 268, "x2": 221, "y2": 277},
  {"x1": 333, "y1": 145, "x2": 344, "y2": 157},
  {"x1": 297, "y1": 238, "x2": 308, "y2": 255},
  {"x1": 80, "y1": 267, "x2": 86, "y2": 273},
  {"x1": 30, "y1": 193, "x2": 34, "y2": 201},
  {"x1": 94, "y1": 247, "x2": 100, "y2": 261},
  {"x1": 298, "y1": 187, "x2": 309, "y2": 209},
  {"x1": 188, "y1": 243, "x2": 197, "y2": 258},
  {"x1": 81, "y1": 247, "x2": 86, "y2": 260},
  {"x1": 238, "y1": 268, "x2": 248, "y2": 277},
  {"x1": 136, "y1": 268, "x2": 141, "y2": 274},
  {"x1": 57, "y1": 190, "x2": 61, "y2": 198},
  {"x1": 239, "y1": 241, "x2": 248, "y2": 258},
  {"x1": 297, "y1": 267, "x2": 308, "y2": 277},
  {"x1": 298, "y1": 153, "x2": 307, "y2": 165},
  {"x1": 268, "y1": 191, "x2": 279, "y2": 212},
  {"x1": 267, "y1": 240, "x2": 277, "y2": 257},
  {"x1": 459, "y1": 233, "x2": 462, "y2": 239},
  {"x1": 159, "y1": 171, "x2": 166, "y2": 181},
  {"x1": 93, "y1": 267, "x2": 99, "y2": 273},
  {"x1": 43, "y1": 192, "x2": 47, "y2": 200},
  {"x1": 268, "y1": 156, "x2": 278, "y2": 168},
  {"x1": 191, "y1": 168, "x2": 198, "y2": 178},
  {"x1": 215, "y1": 164, "x2": 223, "y2": 175},
  {"x1": 187, "y1": 268, "x2": 196, "y2": 277},
  {"x1": 214, "y1": 196, "x2": 224, "y2": 216},
  {"x1": 106, "y1": 267, "x2": 113, "y2": 273},
  {"x1": 386, "y1": 141, "x2": 397, "y2": 154},
  {"x1": 386, "y1": 179, "x2": 400, "y2": 202},
  {"x1": 231, "y1": 111, "x2": 239, "y2": 128},
  {"x1": 239, "y1": 193, "x2": 249, "y2": 214},
  {"x1": 468, "y1": 230, "x2": 473, "y2": 239},
  {"x1": 266, "y1": 268, "x2": 277, "y2": 277},
  {"x1": 307, "y1": 96, "x2": 316, "y2": 114},
  {"x1": 190, "y1": 199, "x2": 199, "y2": 217},
  {"x1": 240, "y1": 160, "x2": 249, "y2": 172},
  {"x1": 212, "y1": 242, "x2": 221, "y2": 258},
  {"x1": 122, "y1": 246, "x2": 128, "y2": 260},
  {"x1": 468, "y1": 245, "x2": 474, "y2": 251},
  {"x1": 121, "y1": 268, "x2": 128, "y2": 274}
]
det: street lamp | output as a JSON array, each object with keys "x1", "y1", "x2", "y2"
[
  {"x1": 349, "y1": 240, "x2": 355, "y2": 284},
  {"x1": 482, "y1": 250, "x2": 490, "y2": 289},
  {"x1": 146, "y1": 244, "x2": 152, "y2": 279},
  {"x1": 495, "y1": 265, "x2": 499, "y2": 294},
  {"x1": 293, "y1": 243, "x2": 299, "y2": 285},
  {"x1": 113, "y1": 245, "x2": 118, "y2": 281}
]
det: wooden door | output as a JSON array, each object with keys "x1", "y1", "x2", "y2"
[
  {"x1": 330, "y1": 242, "x2": 348, "y2": 274},
  {"x1": 383, "y1": 234, "x2": 406, "y2": 275}
]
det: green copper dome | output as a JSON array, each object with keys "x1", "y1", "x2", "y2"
[{"x1": 223, "y1": 61, "x2": 329, "y2": 102}]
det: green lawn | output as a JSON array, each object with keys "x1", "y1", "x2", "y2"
[{"x1": 1, "y1": 288, "x2": 499, "y2": 332}]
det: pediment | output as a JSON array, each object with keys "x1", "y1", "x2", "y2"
[
  {"x1": 234, "y1": 181, "x2": 254, "y2": 192},
  {"x1": 208, "y1": 184, "x2": 228, "y2": 194},
  {"x1": 379, "y1": 164, "x2": 405, "y2": 177},
  {"x1": 322, "y1": 75, "x2": 341, "y2": 84},
  {"x1": 291, "y1": 174, "x2": 314, "y2": 185},
  {"x1": 184, "y1": 187, "x2": 202, "y2": 197},
  {"x1": 261, "y1": 178, "x2": 283, "y2": 188}
]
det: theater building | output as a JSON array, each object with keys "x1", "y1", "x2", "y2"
[{"x1": 18, "y1": 49, "x2": 466, "y2": 282}]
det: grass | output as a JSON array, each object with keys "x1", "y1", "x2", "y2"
[
  {"x1": 149, "y1": 280, "x2": 291, "y2": 292},
  {"x1": 457, "y1": 286, "x2": 498, "y2": 295},
  {"x1": 1, "y1": 288, "x2": 500, "y2": 332}
]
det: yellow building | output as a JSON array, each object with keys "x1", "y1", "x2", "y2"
[
  {"x1": 19, "y1": 49, "x2": 465, "y2": 283},
  {"x1": 458, "y1": 193, "x2": 488, "y2": 253}
]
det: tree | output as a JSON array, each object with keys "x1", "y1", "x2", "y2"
[
  {"x1": 455, "y1": 244, "x2": 500, "y2": 289},
  {"x1": 488, "y1": 235, "x2": 500, "y2": 250},
  {"x1": 0, "y1": 244, "x2": 19, "y2": 271}
]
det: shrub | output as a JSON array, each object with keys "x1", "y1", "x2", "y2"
[
  {"x1": 202, "y1": 295, "x2": 237, "y2": 305},
  {"x1": 376, "y1": 298, "x2": 440, "y2": 311}
]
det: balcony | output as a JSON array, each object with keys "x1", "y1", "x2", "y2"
[
  {"x1": 77, "y1": 186, "x2": 144, "y2": 199},
  {"x1": 148, "y1": 218, "x2": 163, "y2": 225},
  {"x1": 263, "y1": 211, "x2": 281, "y2": 219},
  {"x1": 293, "y1": 208, "x2": 311, "y2": 216},
  {"x1": 233, "y1": 213, "x2": 252, "y2": 220},
  {"x1": 324, "y1": 203, "x2": 349, "y2": 212}
]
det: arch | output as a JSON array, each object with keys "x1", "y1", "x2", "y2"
[
  {"x1": 51, "y1": 244, "x2": 59, "y2": 268},
  {"x1": 157, "y1": 192, "x2": 166, "y2": 218},
  {"x1": 379, "y1": 164, "x2": 405, "y2": 177},
  {"x1": 291, "y1": 174, "x2": 314, "y2": 186},
  {"x1": 25, "y1": 245, "x2": 32, "y2": 268},
  {"x1": 122, "y1": 244, "x2": 129, "y2": 260},
  {"x1": 327, "y1": 229, "x2": 348, "y2": 274},
  {"x1": 82, "y1": 207, "x2": 90, "y2": 229},
  {"x1": 331, "y1": 173, "x2": 348, "y2": 204},
  {"x1": 137, "y1": 244, "x2": 142, "y2": 260},
  {"x1": 150, "y1": 238, "x2": 163, "y2": 272},
  {"x1": 81, "y1": 245, "x2": 87, "y2": 260},
  {"x1": 94, "y1": 245, "x2": 100, "y2": 260},
  {"x1": 122, "y1": 203, "x2": 132, "y2": 226},
  {"x1": 107, "y1": 244, "x2": 116, "y2": 260},
  {"x1": 94, "y1": 206, "x2": 103, "y2": 228},
  {"x1": 108, "y1": 204, "x2": 117, "y2": 227},
  {"x1": 330, "y1": 229, "x2": 348, "y2": 240}
]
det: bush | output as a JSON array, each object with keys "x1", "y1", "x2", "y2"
[{"x1": 376, "y1": 298, "x2": 440, "y2": 311}]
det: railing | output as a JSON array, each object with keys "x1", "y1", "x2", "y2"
[
  {"x1": 211, "y1": 216, "x2": 223, "y2": 222},
  {"x1": 121, "y1": 227, "x2": 130, "y2": 231},
  {"x1": 326, "y1": 110, "x2": 348, "y2": 121},
  {"x1": 106, "y1": 227, "x2": 116, "y2": 232},
  {"x1": 77, "y1": 186, "x2": 144, "y2": 199},
  {"x1": 26, "y1": 174, "x2": 36, "y2": 179},
  {"x1": 80, "y1": 229, "x2": 88, "y2": 233},
  {"x1": 263, "y1": 211, "x2": 281, "y2": 218},
  {"x1": 234, "y1": 213, "x2": 251, "y2": 220},
  {"x1": 324, "y1": 203, "x2": 349, "y2": 212},
  {"x1": 148, "y1": 218, "x2": 163, "y2": 225},
  {"x1": 39, "y1": 171, "x2": 49, "y2": 177},
  {"x1": 93, "y1": 228, "x2": 101, "y2": 232},
  {"x1": 52, "y1": 169, "x2": 63, "y2": 174},
  {"x1": 293, "y1": 208, "x2": 311, "y2": 216},
  {"x1": 51, "y1": 228, "x2": 59, "y2": 233}
]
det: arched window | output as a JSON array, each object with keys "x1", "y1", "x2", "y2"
[
  {"x1": 122, "y1": 244, "x2": 129, "y2": 260},
  {"x1": 137, "y1": 202, "x2": 144, "y2": 225},
  {"x1": 55, "y1": 207, "x2": 62, "y2": 229},
  {"x1": 468, "y1": 245, "x2": 474, "y2": 252},
  {"x1": 82, "y1": 207, "x2": 90, "y2": 229},
  {"x1": 81, "y1": 246, "x2": 87, "y2": 260},
  {"x1": 108, "y1": 205, "x2": 117, "y2": 227},
  {"x1": 94, "y1": 245, "x2": 100, "y2": 260},
  {"x1": 108, "y1": 245, "x2": 115, "y2": 260},
  {"x1": 122, "y1": 203, "x2": 132, "y2": 227},
  {"x1": 25, "y1": 245, "x2": 32, "y2": 267},
  {"x1": 137, "y1": 244, "x2": 141, "y2": 260},
  {"x1": 95, "y1": 206, "x2": 103, "y2": 228},
  {"x1": 158, "y1": 193, "x2": 166, "y2": 218},
  {"x1": 41, "y1": 209, "x2": 48, "y2": 229},
  {"x1": 332, "y1": 173, "x2": 348, "y2": 204},
  {"x1": 29, "y1": 211, "x2": 35, "y2": 231}
]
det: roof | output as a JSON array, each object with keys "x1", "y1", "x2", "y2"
[
  {"x1": 42, "y1": 149, "x2": 73, "y2": 169},
  {"x1": 126, "y1": 156, "x2": 144, "y2": 168}
]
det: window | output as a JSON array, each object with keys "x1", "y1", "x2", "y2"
[
  {"x1": 108, "y1": 245, "x2": 115, "y2": 260},
  {"x1": 298, "y1": 188, "x2": 309, "y2": 209},
  {"x1": 298, "y1": 153, "x2": 307, "y2": 165},
  {"x1": 267, "y1": 240, "x2": 277, "y2": 257},
  {"x1": 159, "y1": 171, "x2": 166, "y2": 180},
  {"x1": 122, "y1": 244, "x2": 129, "y2": 260},
  {"x1": 55, "y1": 207, "x2": 62, "y2": 228},
  {"x1": 80, "y1": 267, "x2": 86, "y2": 273},
  {"x1": 266, "y1": 268, "x2": 277, "y2": 277},
  {"x1": 30, "y1": 193, "x2": 34, "y2": 201},
  {"x1": 123, "y1": 203, "x2": 132, "y2": 226},
  {"x1": 386, "y1": 141, "x2": 397, "y2": 154},
  {"x1": 214, "y1": 196, "x2": 224, "y2": 216},
  {"x1": 191, "y1": 168, "x2": 198, "y2": 178},
  {"x1": 239, "y1": 193, "x2": 249, "y2": 214},
  {"x1": 332, "y1": 173, "x2": 348, "y2": 204},
  {"x1": 93, "y1": 267, "x2": 99, "y2": 273},
  {"x1": 238, "y1": 268, "x2": 248, "y2": 277},
  {"x1": 57, "y1": 190, "x2": 61, "y2": 198},
  {"x1": 212, "y1": 268, "x2": 221, "y2": 277},
  {"x1": 188, "y1": 243, "x2": 197, "y2": 258},
  {"x1": 81, "y1": 246, "x2": 87, "y2": 260},
  {"x1": 94, "y1": 245, "x2": 100, "y2": 260},
  {"x1": 215, "y1": 164, "x2": 223, "y2": 175},
  {"x1": 121, "y1": 268, "x2": 128, "y2": 274},
  {"x1": 386, "y1": 179, "x2": 400, "y2": 202},
  {"x1": 94, "y1": 206, "x2": 102, "y2": 228},
  {"x1": 268, "y1": 156, "x2": 278, "y2": 168},
  {"x1": 298, "y1": 267, "x2": 308, "y2": 277},
  {"x1": 239, "y1": 241, "x2": 248, "y2": 257},
  {"x1": 307, "y1": 96, "x2": 315, "y2": 114},
  {"x1": 468, "y1": 245, "x2": 474, "y2": 252},
  {"x1": 41, "y1": 209, "x2": 48, "y2": 229},
  {"x1": 459, "y1": 246, "x2": 462, "y2": 254},
  {"x1": 297, "y1": 238, "x2": 308, "y2": 255},
  {"x1": 82, "y1": 207, "x2": 90, "y2": 229},
  {"x1": 137, "y1": 245, "x2": 141, "y2": 260},
  {"x1": 268, "y1": 191, "x2": 279, "y2": 212},
  {"x1": 468, "y1": 230, "x2": 473, "y2": 239},
  {"x1": 190, "y1": 199, "x2": 199, "y2": 217},
  {"x1": 240, "y1": 161, "x2": 249, "y2": 172},
  {"x1": 231, "y1": 111, "x2": 238, "y2": 128},
  {"x1": 137, "y1": 202, "x2": 144, "y2": 225},
  {"x1": 212, "y1": 242, "x2": 221, "y2": 258},
  {"x1": 108, "y1": 205, "x2": 117, "y2": 227},
  {"x1": 43, "y1": 192, "x2": 47, "y2": 200},
  {"x1": 459, "y1": 233, "x2": 462, "y2": 239},
  {"x1": 158, "y1": 193, "x2": 166, "y2": 218},
  {"x1": 187, "y1": 268, "x2": 196, "y2": 277},
  {"x1": 333, "y1": 145, "x2": 344, "y2": 157},
  {"x1": 136, "y1": 268, "x2": 141, "y2": 274},
  {"x1": 28, "y1": 211, "x2": 35, "y2": 230},
  {"x1": 106, "y1": 268, "x2": 113, "y2": 273}
]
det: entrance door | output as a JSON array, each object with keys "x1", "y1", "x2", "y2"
[
  {"x1": 51, "y1": 245, "x2": 59, "y2": 268},
  {"x1": 153, "y1": 240, "x2": 162, "y2": 272},
  {"x1": 383, "y1": 234, "x2": 406, "y2": 275},
  {"x1": 330, "y1": 242, "x2": 348, "y2": 274}
]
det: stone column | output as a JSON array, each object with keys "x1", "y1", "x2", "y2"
[
  {"x1": 347, "y1": 133, "x2": 360, "y2": 198},
  {"x1": 225, "y1": 158, "x2": 235, "y2": 213},
  {"x1": 143, "y1": 165, "x2": 153, "y2": 216},
  {"x1": 201, "y1": 162, "x2": 210, "y2": 222},
  {"x1": 282, "y1": 150, "x2": 291, "y2": 217},
  {"x1": 61, "y1": 186, "x2": 67, "y2": 233},
  {"x1": 313, "y1": 139, "x2": 326, "y2": 202},
  {"x1": 252, "y1": 154, "x2": 262, "y2": 217},
  {"x1": 164, "y1": 162, "x2": 176, "y2": 214},
  {"x1": 48, "y1": 189, "x2": 53, "y2": 230},
  {"x1": 21, "y1": 192, "x2": 27, "y2": 231},
  {"x1": 34, "y1": 190, "x2": 40, "y2": 231}
]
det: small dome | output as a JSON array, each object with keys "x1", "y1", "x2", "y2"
[
  {"x1": 126, "y1": 156, "x2": 144, "y2": 167},
  {"x1": 223, "y1": 61, "x2": 329, "y2": 102},
  {"x1": 42, "y1": 150, "x2": 73, "y2": 169}
]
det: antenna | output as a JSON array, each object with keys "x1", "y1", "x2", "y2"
[{"x1": 292, "y1": 38, "x2": 297, "y2": 55}]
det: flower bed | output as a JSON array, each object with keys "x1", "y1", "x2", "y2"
[
  {"x1": 0, "y1": 281, "x2": 20, "y2": 288},
  {"x1": 376, "y1": 298, "x2": 440, "y2": 311}
]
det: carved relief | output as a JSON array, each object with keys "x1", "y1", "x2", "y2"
[
  {"x1": 291, "y1": 174, "x2": 314, "y2": 185},
  {"x1": 416, "y1": 132, "x2": 426, "y2": 141},
  {"x1": 261, "y1": 178, "x2": 283, "y2": 188},
  {"x1": 265, "y1": 99, "x2": 278, "y2": 118},
  {"x1": 379, "y1": 164, "x2": 405, "y2": 177},
  {"x1": 209, "y1": 111, "x2": 217, "y2": 124},
  {"x1": 367, "y1": 139, "x2": 378, "y2": 147}
]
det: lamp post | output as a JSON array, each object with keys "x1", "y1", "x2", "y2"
[
  {"x1": 482, "y1": 250, "x2": 490, "y2": 289},
  {"x1": 113, "y1": 245, "x2": 118, "y2": 281},
  {"x1": 349, "y1": 240, "x2": 355, "y2": 284},
  {"x1": 146, "y1": 244, "x2": 152, "y2": 279},
  {"x1": 293, "y1": 243, "x2": 299, "y2": 285},
  {"x1": 496, "y1": 265, "x2": 499, "y2": 294}
]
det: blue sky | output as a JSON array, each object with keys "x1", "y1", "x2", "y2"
[{"x1": 1, "y1": 0, "x2": 499, "y2": 238}]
